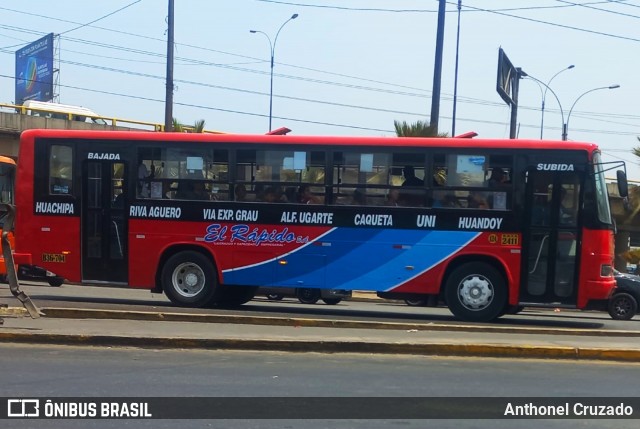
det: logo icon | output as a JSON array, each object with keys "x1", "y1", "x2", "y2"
[{"x1": 7, "y1": 399, "x2": 40, "y2": 417}]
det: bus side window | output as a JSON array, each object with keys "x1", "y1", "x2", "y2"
[{"x1": 49, "y1": 145, "x2": 73, "y2": 195}]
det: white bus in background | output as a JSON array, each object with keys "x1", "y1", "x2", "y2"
[{"x1": 21, "y1": 100, "x2": 107, "y2": 124}]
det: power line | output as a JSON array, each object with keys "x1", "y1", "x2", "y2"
[
  {"x1": 254, "y1": 0, "x2": 586, "y2": 13},
  {"x1": 1, "y1": 72, "x2": 635, "y2": 138},
  {"x1": 0, "y1": 1, "x2": 142, "y2": 49},
  {"x1": 555, "y1": 0, "x2": 640, "y2": 19},
  {"x1": 58, "y1": 1, "x2": 142, "y2": 35}
]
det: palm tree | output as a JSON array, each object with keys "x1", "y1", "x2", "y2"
[
  {"x1": 172, "y1": 118, "x2": 206, "y2": 133},
  {"x1": 393, "y1": 120, "x2": 448, "y2": 137}
]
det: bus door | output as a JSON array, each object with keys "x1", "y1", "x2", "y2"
[
  {"x1": 81, "y1": 159, "x2": 128, "y2": 283},
  {"x1": 521, "y1": 170, "x2": 581, "y2": 305}
]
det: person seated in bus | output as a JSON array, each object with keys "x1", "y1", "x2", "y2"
[
  {"x1": 137, "y1": 160, "x2": 154, "y2": 198},
  {"x1": 176, "y1": 181, "x2": 209, "y2": 200},
  {"x1": 298, "y1": 184, "x2": 320, "y2": 204},
  {"x1": 351, "y1": 188, "x2": 367, "y2": 205},
  {"x1": 488, "y1": 167, "x2": 509, "y2": 188},
  {"x1": 284, "y1": 186, "x2": 298, "y2": 203},
  {"x1": 261, "y1": 186, "x2": 280, "y2": 203},
  {"x1": 234, "y1": 184, "x2": 247, "y2": 202},
  {"x1": 433, "y1": 193, "x2": 459, "y2": 208},
  {"x1": 385, "y1": 188, "x2": 400, "y2": 206},
  {"x1": 467, "y1": 192, "x2": 489, "y2": 209},
  {"x1": 254, "y1": 184, "x2": 265, "y2": 202},
  {"x1": 402, "y1": 166, "x2": 423, "y2": 187},
  {"x1": 113, "y1": 192, "x2": 125, "y2": 208},
  {"x1": 559, "y1": 187, "x2": 575, "y2": 225}
]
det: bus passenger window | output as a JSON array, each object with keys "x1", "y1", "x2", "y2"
[{"x1": 49, "y1": 145, "x2": 73, "y2": 195}]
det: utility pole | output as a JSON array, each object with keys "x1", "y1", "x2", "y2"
[
  {"x1": 430, "y1": 0, "x2": 446, "y2": 134},
  {"x1": 509, "y1": 68, "x2": 521, "y2": 139},
  {"x1": 164, "y1": 0, "x2": 174, "y2": 132}
]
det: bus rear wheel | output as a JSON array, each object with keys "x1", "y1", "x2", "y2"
[
  {"x1": 162, "y1": 251, "x2": 219, "y2": 307},
  {"x1": 296, "y1": 288, "x2": 320, "y2": 304},
  {"x1": 445, "y1": 262, "x2": 507, "y2": 322}
]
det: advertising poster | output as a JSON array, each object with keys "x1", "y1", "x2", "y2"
[{"x1": 15, "y1": 33, "x2": 54, "y2": 105}]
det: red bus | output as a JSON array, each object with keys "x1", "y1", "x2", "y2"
[{"x1": 14, "y1": 129, "x2": 627, "y2": 321}]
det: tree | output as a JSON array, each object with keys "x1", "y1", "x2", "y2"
[
  {"x1": 172, "y1": 118, "x2": 206, "y2": 133},
  {"x1": 393, "y1": 120, "x2": 448, "y2": 137},
  {"x1": 623, "y1": 137, "x2": 640, "y2": 223}
]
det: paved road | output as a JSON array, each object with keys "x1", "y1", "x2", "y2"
[{"x1": 1, "y1": 344, "x2": 638, "y2": 428}]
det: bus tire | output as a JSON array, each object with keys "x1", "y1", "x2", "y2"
[
  {"x1": 216, "y1": 286, "x2": 258, "y2": 308},
  {"x1": 321, "y1": 298, "x2": 342, "y2": 305},
  {"x1": 296, "y1": 288, "x2": 320, "y2": 304},
  {"x1": 445, "y1": 262, "x2": 507, "y2": 322},
  {"x1": 162, "y1": 251, "x2": 219, "y2": 307},
  {"x1": 48, "y1": 277, "x2": 64, "y2": 287}
]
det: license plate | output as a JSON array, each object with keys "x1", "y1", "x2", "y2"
[{"x1": 42, "y1": 253, "x2": 66, "y2": 263}]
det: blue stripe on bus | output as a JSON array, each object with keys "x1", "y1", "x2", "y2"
[{"x1": 225, "y1": 228, "x2": 479, "y2": 290}]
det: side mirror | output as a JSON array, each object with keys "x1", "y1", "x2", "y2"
[{"x1": 617, "y1": 170, "x2": 629, "y2": 198}]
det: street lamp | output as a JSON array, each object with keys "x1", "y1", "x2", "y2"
[
  {"x1": 563, "y1": 84, "x2": 620, "y2": 141},
  {"x1": 250, "y1": 13, "x2": 299, "y2": 132},
  {"x1": 540, "y1": 65, "x2": 574, "y2": 139},
  {"x1": 520, "y1": 70, "x2": 565, "y2": 139}
]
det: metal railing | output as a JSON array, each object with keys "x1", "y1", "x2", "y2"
[{"x1": 0, "y1": 102, "x2": 224, "y2": 134}]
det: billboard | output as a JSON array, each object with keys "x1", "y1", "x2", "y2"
[
  {"x1": 496, "y1": 47, "x2": 517, "y2": 106},
  {"x1": 15, "y1": 33, "x2": 54, "y2": 105}
]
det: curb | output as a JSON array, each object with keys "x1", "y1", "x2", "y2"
[
  {"x1": 38, "y1": 307, "x2": 640, "y2": 338},
  {"x1": 1, "y1": 331, "x2": 639, "y2": 362}
]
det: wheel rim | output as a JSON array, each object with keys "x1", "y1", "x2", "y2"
[
  {"x1": 613, "y1": 297, "x2": 633, "y2": 317},
  {"x1": 458, "y1": 274, "x2": 494, "y2": 311},
  {"x1": 300, "y1": 289, "x2": 317, "y2": 300},
  {"x1": 171, "y1": 262, "x2": 206, "y2": 298}
]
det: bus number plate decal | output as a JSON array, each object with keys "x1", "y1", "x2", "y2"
[
  {"x1": 42, "y1": 253, "x2": 66, "y2": 263},
  {"x1": 500, "y1": 234, "x2": 519, "y2": 246}
]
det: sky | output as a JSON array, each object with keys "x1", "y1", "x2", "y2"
[{"x1": 1, "y1": 0, "x2": 640, "y2": 178}]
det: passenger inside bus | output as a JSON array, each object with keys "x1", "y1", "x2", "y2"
[
  {"x1": 402, "y1": 166, "x2": 424, "y2": 187},
  {"x1": 386, "y1": 189, "x2": 400, "y2": 206},
  {"x1": 261, "y1": 186, "x2": 279, "y2": 203},
  {"x1": 235, "y1": 184, "x2": 247, "y2": 201},
  {"x1": 467, "y1": 192, "x2": 489, "y2": 209},
  {"x1": 351, "y1": 188, "x2": 367, "y2": 205},
  {"x1": 488, "y1": 167, "x2": 509, "y2": 188},
  {"x1": 176, "y1": 181, "x2": 209, "y2": 200},
  {"x1": 432, "y1": 193, "x2": 459, "y2": 208},
  {"x1": 137, "y1": 160, "x2": 154, "y2": 198},
  {"x1": 298, "y1": 185, "x2": 320, "y2": 204}
]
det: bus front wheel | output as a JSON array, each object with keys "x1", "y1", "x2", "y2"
[
  {"x1": 162, "y1": 251, "x2": 219, "y2": 307},
  {"x1": 445, "y1": 262, "x2": 507, "y2": 322}
]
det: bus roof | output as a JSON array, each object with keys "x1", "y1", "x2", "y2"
[{"x1": 20, "y1": 129, "x2": 600, "y2": 152}]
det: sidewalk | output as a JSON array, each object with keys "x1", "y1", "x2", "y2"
[{"x1": 2, "y1": 305, "x2": 640, "y2": 362}]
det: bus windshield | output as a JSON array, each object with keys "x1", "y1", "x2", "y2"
[{"x1": 592, "y1": 152, "x2": 613, "y2": 225}]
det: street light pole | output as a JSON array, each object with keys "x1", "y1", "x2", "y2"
[
  {"x1": 540, "y1": 65, "x2": 574, "y2": 139},
  {"x1": 563, "y1": 84, "x2": 620, "y2": 141},
  {"x1": 521, "y1": 70, "x2": 565, "y2": 139},
  {"x1": 250, "y1": 13, "x2": 298, "y2": 132}
]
